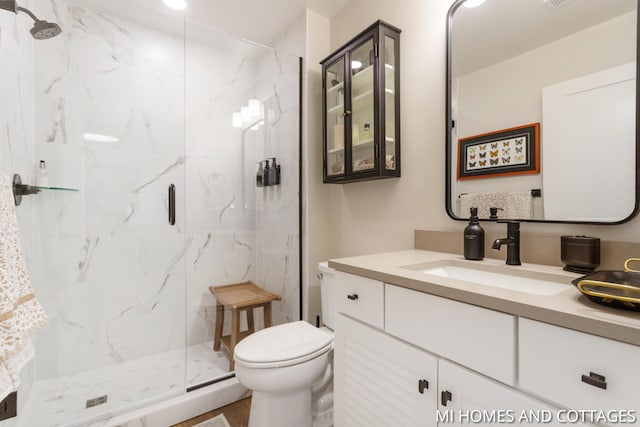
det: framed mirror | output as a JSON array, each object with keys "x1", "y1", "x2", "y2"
[{"x1": 446, "y1": 0, "x2": 639, "y2": 223}]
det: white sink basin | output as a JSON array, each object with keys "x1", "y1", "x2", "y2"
[{"x1": 401, "y1": 260, "x2": 570, "y2": 296}]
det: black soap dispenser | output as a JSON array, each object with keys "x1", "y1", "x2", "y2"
[
  {"x1": 269, "y1": 157, "x2": 278, "y2": 186},
  {"x1": 464, "y1": 207, "x2": 484, "y2": 260},
  {"x1": 256, "y1": 161, "x2": 264, "y2": 187},
  {"x1": 263, "y1": 159, "x2": 271, "y2": 186}
]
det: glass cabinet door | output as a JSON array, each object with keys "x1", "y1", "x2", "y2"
[
  {"x1": 325, "y1": 58, "x2": 345, "y2": 177},
  {"x1": 383, "y1": 34, "x2": 397, "y2": 171},
  {"x1": 349, "y1": 38, "x2": 376, "y2": 173}
]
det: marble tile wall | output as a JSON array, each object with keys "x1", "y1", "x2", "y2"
[{"x1": 0, "y1": 0, "x2": 37, "y2": 419}]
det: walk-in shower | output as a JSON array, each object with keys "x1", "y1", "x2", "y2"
[
  {"x1": 0, "y1": 0, "x2": 61, "y2": 39},
  {"x1": 0, "y1": 0, "x2": 301, "y2": 425}
]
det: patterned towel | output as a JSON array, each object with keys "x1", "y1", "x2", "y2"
[
  {"x1": 0, "y1": 171, "x2": 47, "y2": 401},
  {"x1": 460, "y1": 191, "x2": 533, "y2": 219}
]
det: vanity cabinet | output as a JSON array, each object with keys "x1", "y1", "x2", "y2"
[
  {"x1": 332, "y1": 270, "x2": 625, "y2": 427},
  {"x1": 320, "y1": 20, "x2": 401, "y2": 183}
]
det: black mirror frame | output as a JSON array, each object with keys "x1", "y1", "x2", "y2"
[{"x1": 445, "y1": 0, "x2": 640, "y2": 225}]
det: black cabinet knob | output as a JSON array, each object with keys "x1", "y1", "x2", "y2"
[
  {"x1": 418, "y1": 379, "x2": 429, "y2": 394},
  {"x1": 347, "y1": 293, "x2": 359, "y2": 301},
  {"x1": 441, "y1": 390, "x2": 452, "y2": 406}
]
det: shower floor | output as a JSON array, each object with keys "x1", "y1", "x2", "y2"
[{"x1": 19, "y1": 342, "x2": 231, "y2": 427}]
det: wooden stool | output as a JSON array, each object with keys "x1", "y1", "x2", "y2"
[{"x1": 209, "y1": 281, "x2": 282, "y2": 371}]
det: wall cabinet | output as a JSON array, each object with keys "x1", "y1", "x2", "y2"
[
  {"x1": 321, "y1": 20, "x2": 401, "y2": 183},
  {"x1": 332, "y1": 271, "x2": 631, "y2": 426}
]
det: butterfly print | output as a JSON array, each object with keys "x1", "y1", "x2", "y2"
[
  {"x1": 479, "y1": 145, "x2": 487, "y2": 151},
  {"x1": 503, "y1": 141, "x2": 510, "y2": 147},
  {"x1": 502, "y1": 157, "x2": 510, "y2": 163},
  {"x1": 490, "y1": 150, "x2": 498, "y2": 157},
  {"x1": 469, "y1": 162, "x2": 476, "y2": 168},
  {"x1": 490, "y1": 158, "x2": 499, "y2": 165},
  {"x1": 515, "y1": 155, "x2": 524, "y2": 162},
  {"x1": 516, "y1": 147, "x2": 523, "y2": 153},
  {"x1": 491, "y1": 143, "x2": 498, "y2": 149},
  {"x1": 515, "y1": 138, "x2": 523, "y2": 145},
  {"x1": 502, "y1": 149, "x2": 510, "y2": 156},
  {"x1": 470, "y1": 154, "x2": 476, "y2": 160},
  {"x1": 479, "y1": 152, "x2": 487, "y2": 158},
  {"x1": 469, "y1": 147, "x2": 476, "y2": 153},
  {"x1": 479, "y1": 160, "x2": 487, "y2": 166}
]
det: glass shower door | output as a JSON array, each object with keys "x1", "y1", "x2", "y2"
[{"x1": 25, "y1": 1, "x2": 187, "y2": 425}]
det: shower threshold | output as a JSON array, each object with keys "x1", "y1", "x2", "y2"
[{"x1": 18, "y1": 342, "x2": 237, "y2": 427}]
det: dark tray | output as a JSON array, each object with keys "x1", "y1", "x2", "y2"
[{"x1": 572, "y1": 270, "x2": 640, "y2": 311}]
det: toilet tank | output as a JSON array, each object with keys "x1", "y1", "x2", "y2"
[{"x1": 318, "y1": 262, "x2": 335, "y2": 330}]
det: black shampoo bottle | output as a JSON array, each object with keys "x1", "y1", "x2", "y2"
[{"x1": 464, "y1": 207, "x2": 484, "y2": 260}]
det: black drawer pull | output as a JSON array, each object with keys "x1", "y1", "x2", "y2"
[
  {"x1": 347, "y1": 293, "x2": 359, "y2": 301},
  {"x1": 581, "y1": 372, "x2": 607, "y2": 390},
  {"x1": 441, "y1": 390, "x2": 452, "y2": 406},
  {"x1": 418, "y1": 379, "x2": 429, "y2": 394}
]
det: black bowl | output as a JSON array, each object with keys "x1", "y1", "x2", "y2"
[{"x1": 572, "y1": 270, "x2": 640, "y2": 312}]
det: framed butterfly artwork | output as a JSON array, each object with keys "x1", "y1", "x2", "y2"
[{"x1": 457, "y1": 123, "x2": 540, "y2": 180}]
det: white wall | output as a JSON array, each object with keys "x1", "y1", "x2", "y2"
[
  {"x1": 322, "y1": 0, "x2": 640, "y2": 260},
  {"x1": 302, "y1": 11, "x2": 331, "y2": 323}
]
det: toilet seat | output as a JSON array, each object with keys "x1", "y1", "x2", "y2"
[{"x1": 234, "y1": 321, "x2": 334, "y2": 369}]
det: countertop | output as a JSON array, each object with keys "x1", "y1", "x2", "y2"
[{"x1": 328, "y1": 249, "x2": 640, "y2": 346}]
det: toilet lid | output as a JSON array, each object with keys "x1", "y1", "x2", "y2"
[{"x1": 234, "y1": 321, "x2": 333, "y2": 367}]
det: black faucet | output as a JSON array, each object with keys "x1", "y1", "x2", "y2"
[{"x1": 492, "y1": 221, "x2": 521, "y2": 265}]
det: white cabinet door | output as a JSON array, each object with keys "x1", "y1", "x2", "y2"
[
  {"x1": 438, "y1": 360, "x2": 583, "y2": 427},
  {"x1": 334, "y1": 314, "x2": 438, "y2": 427},
  {"x1": 519, "y1": 317, "x2": 640, "y2": 418}
]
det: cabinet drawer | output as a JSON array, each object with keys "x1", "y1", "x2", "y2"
[
  {"x1": 519, "y1": 318, "x2": 640, "y2": 415},
  {"x1": 386, "y1": 284, "x2": 516, "y2": 385},
  {"x1": 334, "y1": 271, "x2": 384, "y2": 329}
]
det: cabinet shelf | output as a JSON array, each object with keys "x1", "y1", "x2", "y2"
[
  {"x1": 327, "y1": 104, "x2": 344, "y2": 115},
  {"x1": 328, "y1": 137, "x2": 395, "y2": 154},
  {"x1": 327, "y1": 81, "x2": 344, "y2": 93}
]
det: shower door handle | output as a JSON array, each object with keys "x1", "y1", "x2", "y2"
[{"x1": 168, "y1": 184, "x2": 176, "y2": 226}]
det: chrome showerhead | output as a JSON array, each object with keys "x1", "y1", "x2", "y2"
[{"x1": 0, "y1": 1, "x2": 62, "y2": 40}]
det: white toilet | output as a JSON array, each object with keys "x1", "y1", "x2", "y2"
[{"x1": 234, "y1": 262, "x2": 336, "y2": 427}]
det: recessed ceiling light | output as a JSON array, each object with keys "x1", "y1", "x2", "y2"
[
  {"x1": 351, "y1": 60, "x2": 363, "y2": 70},
  {"x1": 463, "y1": 0, "x2": 485, "y2": 8},
  {"x1": 163, "y1": 0, "x2": 187, "y2": 10}
]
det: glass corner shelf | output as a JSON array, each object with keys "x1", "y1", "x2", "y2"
[
  {"x1": 12, "y1": 173, "x2": 79, "y2": 206},
  {"x1": 37, "y1": 185, "x2": 80, "y2": 192}
]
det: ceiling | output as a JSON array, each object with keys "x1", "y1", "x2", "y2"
[
  {"x1": 451, "y1": 0, "x2": 637, "y2": 76},
  {"x1": 68, "y1": 0, "x2": 350, "y2": 46}
]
